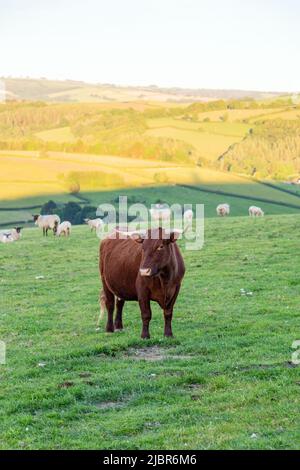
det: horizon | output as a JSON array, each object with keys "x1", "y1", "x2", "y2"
[
  {"x1": 1, "y1": 75, "x2": 291, "y2": 95},
  {"x1": 1, "y1": 0, "x2": 299, "y2": 93}
]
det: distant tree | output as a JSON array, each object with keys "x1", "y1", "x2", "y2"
[
  {"x1": 68, "y1": 181, "x2": 80, "y2": 194},
  {"x1": 220, "y1": 112, "x2": 229, "y2": 122},
  {"x1": 61, "y1": 202, "x2": 82, "y2": 224},
  {"x1": 73, "y1": 205, "x2": 97, "y2": 224},
  {"x1": 40, "y1": 200, "x2": 57, "y2": 215}
]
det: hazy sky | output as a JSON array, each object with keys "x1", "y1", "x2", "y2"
[{"x1": 1, "y1": 0, "x2": 299, "y2": 91}]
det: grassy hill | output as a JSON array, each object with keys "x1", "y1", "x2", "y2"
[
  {"x1": 1, "y1": 96, "x2": 300, "y2": 227},
  {"x1": 1, "y1": 98, "x2": 299, "y2": 176},
  {"x1": 1, "y1": 176, "x2": 300, "y2": 228},
  {"x1": 2, "y1": 77, "x2": 284, "y2": 102},
  {"x1": 1, "y1": 214, "x2": 299, "y2": 449},
  {"x1": 1, "y1": 146, "x2": 300, "y2": 226}
]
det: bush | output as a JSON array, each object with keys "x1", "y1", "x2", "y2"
[
  {"x1": 154, "y1": 172, "x2": 168, "y2": 184},
  {"x1": 60, "y1": 202, "x2": 82, "y2": 224},
  {"x1": 40, "y1": 200, "x2": 57, "y2": 215},
  {"x1": 68, "y1": 181, "x2": 81, "y2": 194},
  {"x1": 73, "y1": 205, "x2": 97, "y2": 225}
]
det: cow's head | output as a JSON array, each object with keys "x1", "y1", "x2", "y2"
[{"x1": 117, "y1": 227, "x2": 182, "y2": 277}]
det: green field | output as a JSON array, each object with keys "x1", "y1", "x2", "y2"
[
  {"x1": 1, "y1": 177, "x2": 300, "y2": 228},
  {"x1": 0, "y1": 215, "x2": 299, "y2": 449},
  {"x1": 1, "y1": 143, "x2": 300, "y2": 228}
]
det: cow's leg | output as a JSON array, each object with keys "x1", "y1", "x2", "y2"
[
  {"x1": 114, "y1": 298, "x2": 125, "y2": 331},
  {"x1": 163, "y1": 308, "x2": 174, "y2": 337},
  {"x1": 45, "y1": 227, "x2": 49, "y2": 236},
  {"x1": 138, "y1": 296, "x2": 152, "y2": 339},
  {"x1": 43, "y1": 227, "x2": 45, "y2": 236},
  {"x1": 163, "y1": 285, "x2": 180, "y2": 337},
  {"x1": 102, "y1": 283, "x2": 115, "y2": 333}
]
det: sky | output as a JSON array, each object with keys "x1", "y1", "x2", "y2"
[{"x1": 1, "y1": 0, "x2": 299, "y2": 92}]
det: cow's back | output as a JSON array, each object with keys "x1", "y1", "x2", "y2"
[{"x1": 100, "y1": 237, "x2": 142, "y2": 300}]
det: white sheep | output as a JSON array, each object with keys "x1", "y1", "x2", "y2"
[
  {"x1": 0, "y1": 233, "x2": 14, "y2": 243},
  {"x1": 216, "y1": 203, "x2": 230, "y2": 217},
  {"x1": 84, "y1": 218, "x2": 103, "y2": 232},
  {"x1": 249, "y1": 206, "x2": 264, "y2": 217},
  {"x1": 33, "y1": 214, "x2": 60, "y2": 236},
  {"x1": 55, "y1": 221, "x2": 72, "y2": 237},
  {"x1": 0, "y1": 227, "x2": 23, "y2": 243}
]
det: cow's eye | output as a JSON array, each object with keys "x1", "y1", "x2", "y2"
[{"x1": 157, "y1": 245, "x2": 164, "y2": 251}]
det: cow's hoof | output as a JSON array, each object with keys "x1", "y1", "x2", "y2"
[
  {"x1": 114, "y1": 328, "x2": 123, "y2": 332},
  {"x1": 114, "y1": 324, "x2": 123, "y2": 331}
]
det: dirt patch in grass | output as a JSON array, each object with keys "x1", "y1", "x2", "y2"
[
  {"x1": 79, "y1": 372, "x2": 92, "y2": 378},
  {"x1": 186, "y1": 383, "x2": 204, "y2": 390},
  {"x1": 92, "y1": 401, "x2": 125, "y2": 410},
  {"x1": 58, "y1": 381, "x2": 74, "y2": 389},
  {"x1": 126, "y1": 346, "x2": 195, "y2": 362},
  {"x1": 185, "y1": 383, "x2": 205, "y2": 401},
  {"x1": 235, "y1": 361, "x2": 299, "y2": 372}
]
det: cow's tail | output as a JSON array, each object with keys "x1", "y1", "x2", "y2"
[{"x1": 97, "y1": 290, "x2": 106, "y2": 326}]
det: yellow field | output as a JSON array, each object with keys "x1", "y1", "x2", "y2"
[
  {"x1": 0, "y1": 150, "x2": 248, "y2": 201},
  {"x1": 147, "y1": 117, "x2": 250, "y2": 136},
  {"x1": 35, "y1": 126, "x2": 76, "y2": 143},
  {"x1": 194, "y1": 108, "x2": 284, "y2": 122},
  {"x1": 47, "y1": 85, "x2": 195, "y2": 103},
  {"x1": 146, "y1": 126, "x2": 240, "y2": 161},
  {"x1": 248, "y1": 108, "x2": 300, "y2": 122}
]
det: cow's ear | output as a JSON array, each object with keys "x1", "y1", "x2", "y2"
[
  {"x1": 164, "y1": 231, "x2": 180, "y2": 244},
  {"x1": 170, "y1": 232, "x2": 180, "y2": 243},
  {"x1": 131, "y1": 233, "x2": 144, "y2": 243}
]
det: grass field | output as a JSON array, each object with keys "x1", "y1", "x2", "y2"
[
  {"x1": 146, "y1": 126, "x2": 241, "y2": 161},
  {"x1": 1, "y1": 149, "x2": 300, "y2": 222},
  {"x1": 1, "y1": 180, "x2": 300, "y2": 228},
  {"x1": 0, "y1": 215, "x2": 299, "y2": 449},
  {"x1": 193, "y1": 108, "x2": 284, "y2": 122},
  {"x1": 35, "y1": 127, "x2": 76, "y2": 143},
  {"x1": 145, "y1": 116, "x2": 252, "y2": 162}
]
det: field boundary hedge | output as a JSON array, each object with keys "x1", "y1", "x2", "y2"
[{"x1": 178, "y1": 184, "x2": 300, "y2": 210}]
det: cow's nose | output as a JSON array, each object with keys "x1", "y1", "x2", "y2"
[{"x1": 140, "y1": 268, "x2": 152, "y2": 276}]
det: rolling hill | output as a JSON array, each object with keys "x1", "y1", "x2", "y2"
[
  {"x1": 1, "y1": 92, "x2": 300, "y2": 227},
  {"x1": 1, "y1": 149, "x2": 300, "y2": 227},
  {"x1": 1, "y1": 77, "x2": 285, "y2": 103}
]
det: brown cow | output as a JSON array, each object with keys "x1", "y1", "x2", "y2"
[{"x1": 99, "y1": 227, "x2": 185, "y2": 339}]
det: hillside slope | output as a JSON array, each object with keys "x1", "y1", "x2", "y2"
[{"x1": 2, "y1": 77, "x2": 284, "y2": 103}]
